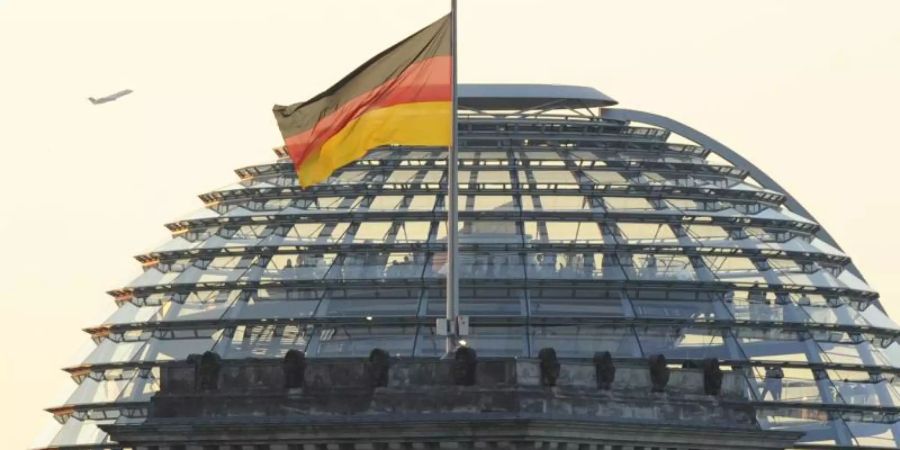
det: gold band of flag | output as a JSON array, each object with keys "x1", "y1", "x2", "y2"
[{"x1": 273, "y1": 15, "x2": 452, "y2": 187}]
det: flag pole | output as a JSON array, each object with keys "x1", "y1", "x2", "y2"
[{"x1": 445, "y1": 0, "x2": 460, "y2": 354}]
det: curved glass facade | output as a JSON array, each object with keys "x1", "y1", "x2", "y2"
[{"x1": 38, "y1": 86, "x2": 900, "y2": 449}]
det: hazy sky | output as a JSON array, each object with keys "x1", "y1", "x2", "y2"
[{"x1": 2, "y1": 1, "x2": 900, "y2": 448}]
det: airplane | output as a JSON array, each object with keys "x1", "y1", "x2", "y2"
[{"x1": 88, "y1": 89, "x2": 133, "y2": 105}]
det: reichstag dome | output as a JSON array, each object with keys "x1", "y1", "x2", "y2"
[{"x1": 38, "y1": 84, "x2": 900, "y2": 449}]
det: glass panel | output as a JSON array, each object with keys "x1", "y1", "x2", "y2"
[
  {"x1": 628, "y1": 289, "x2": 726, "y2": 320},
  {"x1": 350, "y1": 222, "x2": 393, "y2": 243},
  {"x1": 305, "y1": 196, "x2": 345, "y2": 212},
  {"x1": 261, "y1": 253, "x2": 335, "y2": 281},
  {"x1": 631, "y1": 299, "x2": 720, "y2": 320},
  {"x1": 522, "y1": 195, "x2": 590, "y2": 211},
  {"x1": 49, "y1": 418, "x2": 112, "y2": 447},
  {"x1": 395, "y1": 221, "x2": 432, "y2": 243},
  {"x1": 117, "y1": 370, "x2": 159, "y2": 403},
  {"x1": 757, "y1": 406, "x2": 831, "y2": 429},
  {"x1": 748, "y1": 366, "x2": 822, "y2": 403},
  {"x1": 386, "y1": 170, "x2": 421, "y2": 184},
  {"x1": 860, "y1": 304, "x2": 900, "y2": 330},
  {"x1": 683, "y1": 224, "x2": 730, "y2": 240},
  {"x1": 156, "y1": 290, "x2": 238, "y2": 322},
  {"x1": 470, "y1": 195, "x2": 516, "y2": 211},
  {"x1": 430, "y1": 251, "x2": 525, "y2": 280},
  {"x1": 526, "y1": 251, "x2": 615, "y2": 280},
  {"x1": 282, "y1": 223, "x2": 329, "y2": 244},
  {"x1": 408, "y1": 195, "x2": 436, "y2": 210},
  {"x1": 225, "y1": 288, "x2": 319, "y2": 320},
  {"x1": 518, "y1": 169, "x2": 577, "y2": 184},
  {"x1": 666, "y1": 198, "x2": 699, "y2": 211},
  {"x1": 604, "y1": 197, "x2": 654, "y2": 211},
  {"x1": 65, "y1": 377, "x2": 131, "y2": 405},
  {"x1": 884, "y1": 342, "x2": 900, "y2": 369},
  {"x1": 422, "y1": 287, "x2": 525, "y2": 317},
  {"x1": 434, "y1": 220, "x2": 521, "y2": 244},
  {"x1": 726, "y1": 290, "x2": 807, "y2": 323},
  {"x1": 312, "y1": 325, "x2": 417, "y2": 357},
  {"x1": 530, "y1": 221, "x2": 603, "y2": 243},
  {"x1": 530, "y1": 325, "x2": 640, "y2": 357},
  {"x1": 460, "y1": 220, "x2": 520, "y2": 243},
  {"x1": 84, "y1": 340, "x2": 146, "y2": 365},
  {"x1": 704, "y1": 256, "x2": 766, "y2": 284},
  {"x1": 818, "y1": 342, "x2": 889, "y2": 366},
  {"x1": 584, "y1": 170, "x2": 627, "y2": 185},
  {"x1": 628, "y1": 254, "x2": 697, "y2": 281},
  {"x1": 617, "y1": 223, "x2": 676, "y2": 243},
  {"x1": 736, "y1": 330, "x2": 810, "y2": 363},
  {"x1": 102, "y1": 302, "x2": 160, "y2": 325},
  {"x1": 416, "y1": 325, "x2": 526, "y2": 357},
  {"x1": 331, "y1": 170, "x2": 367, "y2": 184},
  {"x1": 136, "y1": 336, "x2": 218, "y2": 362},
  {"x1": 220, "y1": 324, "x2": 309, "y2": 359},
  {"x1": 847, "y1": 422, "x2": 897, "y2": 447},
  {"x1": 831, "y1": 379, "x2": 890, "y2": 406},
  {"x1": 367, "y1": 195, "x2": 405, "y2": 210},
  {"x1": 530, "y1": 288, "x2": 624, "y2": 317},
  {"x1": 634, "y1": 326, "x2": 737, "y2": 359},
  {"x1": 803, "y1": 304, "x2": 869, "y2": 327},
  {"x1": 470, "y1": 170, "x2": 512, "y2": 185},
  {"x1": 317, "y1": 287, "x2": 422, "y2": 317},
  {"x1": 327, "y1": 252, "x2": 426, "y2": 280}
]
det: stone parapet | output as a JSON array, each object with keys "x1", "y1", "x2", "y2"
[{"x1": 104, "y1": 354, "x2": 802, "y2": 450}]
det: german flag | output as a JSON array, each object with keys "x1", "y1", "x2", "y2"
[{"x1": 273, "y1": 15, "x2": 451, "y2": 188}]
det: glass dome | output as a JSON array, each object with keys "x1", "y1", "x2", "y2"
[{"x1": 38, "y1": 84, "x2": 900, "y2": 449}]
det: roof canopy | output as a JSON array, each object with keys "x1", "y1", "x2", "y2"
[{"x1": 458, "y1": 83, "x2": 618, "y2": 110}]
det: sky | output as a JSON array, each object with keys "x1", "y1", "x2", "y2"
[{"x1": 1, "y1": 0, "x2": 900, "y2": 448}]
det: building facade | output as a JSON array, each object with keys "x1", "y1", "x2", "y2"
[
  {"x1": 103, "y1": 355, "x2": 803, "y2": 450},
  {"x1": 37, "y1": 85, "x2": 900, "y2": 449}
]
